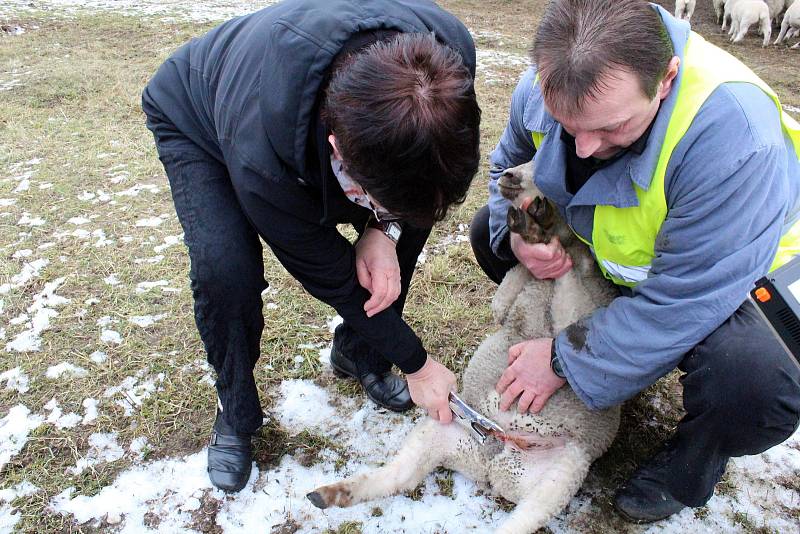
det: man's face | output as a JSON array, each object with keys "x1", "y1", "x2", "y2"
[{"x1": 544, "y1": 64, "x2": 676, "y2": 160}]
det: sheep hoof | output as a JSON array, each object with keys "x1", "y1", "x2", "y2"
[{"x1": 306, "y1": 491, "x2": 329, "y2": 509}]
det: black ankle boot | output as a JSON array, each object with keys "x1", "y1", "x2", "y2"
[
  {"x1": 207, "y1": 409, "x2": 254, "y2": 492},
  {"x1": 329, "y1": 344, "x2": 413, "y2": 412},
  {"x1": 614, "y1": 446, "x2": 687, "y2": 523}
]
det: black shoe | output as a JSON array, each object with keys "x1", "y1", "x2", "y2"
[
  {"x1": 614, "y1": 450, "x2": 686, "y2": 523},
  {"x1": 330, "y1": 345, "x2": 414, "y2": 412},
  {"x1": 207, "y1": 410, "x2": 254, "y2": 493}
]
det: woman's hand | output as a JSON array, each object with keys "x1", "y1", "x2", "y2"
[
  {"x1": 354, "y1": 228, "x2": 401, "y2": 317},
  {"x1": 406, "y1": 357, "x2": 457, "y2": 423}
]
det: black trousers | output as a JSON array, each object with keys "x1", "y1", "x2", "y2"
[
  {"x1": 145, "y1": 110, "x2": 429, "y2": 435},
  {"x1": 470, "y1": 205, "x2": 800, "y2": 506}
]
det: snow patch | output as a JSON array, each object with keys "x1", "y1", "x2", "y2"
[
  {"x1": 45, "y1": 362, "x2": 88, "y2": 379},
  {"x1": 43, "y1": 398, "x2": 82, "y2": 429},
  {"x1": 89, "y1": 350, "x2": 108, "y2": 364},
  {"x1": 135, "y1": 280, "x2": 169, "y2": 293},
  {"x1": 135, "y1": 216, "x2": 163, "y2": 227},
  {"x1": 128, "y1": 314, "x2": 167, "y2": 327},
  {"x1": 0, "y1": 367, "x2": 30, "y2": 393},
  {"x1": 103, "y1": 371, "x2": 165, "y2": 416},
  {"x1": 6, "y1": 277, "x2": 69, "y2": 352},
  {"x1": 0, "y1": 258, "x2": 48, "y2": 294},
  {"x1": 0, "y1": 405, "x2": 44, "y2": 470},
  {"x1": 100, "y1": 330, "x2": 122, "y2": 344},
  {"x1": 68, "y1": 432, "x2": 125, "y2": 475},
  {"x1": 326, "y1": 315, "x2": 343, "y2": 333},
  {"x1": 153, "y1": 233, "x2": 183, "y2": 253},
  {"x1": 17, "y1": 213, "x2": 45, "y2": 226}
]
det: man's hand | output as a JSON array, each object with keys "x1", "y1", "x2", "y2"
[
  {"x1": 355, "y1": 228, "x2": 401, "y2": 317},
  {"x1": 495, "y1": 338, "x2": 566, "y2": 414},
  {"x1": 510, "y1": 233, "x2": 572, "y2": 279},
  {"x1": 407, "y1": 357, "x2": 457, "y2": 423}
]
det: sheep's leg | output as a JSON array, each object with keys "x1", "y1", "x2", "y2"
[
  {"x1": 687, "y1": 0, "x2": 695, "y2": 21},
  {"x1": 493, "y1": 445, "x2": 590, "y2": 534},
  {"x1": 306, "y1": 419, "x2": 459, "y2": 508},
  {"x1": 775, "y1": 19, "x2": 790, "y2": 43},
  {"x1": 732, "y1": 19, "x2": 750, "y2": 42},
  {"x1": 761, "y1": 15, "x2": 772, "y2": 46},
  {"x1": 492, "y1": 265, "x2": 532, "y2": 326},
  {"x1": 722, "y1": 9, "x2": 730, "y2": 31},
  {"x1": 674, "y1": 2, "x2": 683, "y2": 20}
]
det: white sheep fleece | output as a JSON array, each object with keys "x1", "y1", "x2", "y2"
[
  {"x1": 774, "y1": 0, "x2": 800, "y2": 44},
  {"x1": 309, "y1": 162, "x2": 620, "y2": 534},
  {"x1": 729, "y1": 0, "x2": 772, "y2": 46},
  {"x1": 675, "y1": 0, "x2": 696, "y2": 21}
]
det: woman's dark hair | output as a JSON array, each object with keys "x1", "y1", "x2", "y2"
[
  {"x1": 532, "y1": 0, "x2": 674, "y2": 118},
  {"x1": 324, "y1": 32, "x2": 481, "y2": 228}
]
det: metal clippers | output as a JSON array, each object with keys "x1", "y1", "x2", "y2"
[{"x1": 448, "y1": 391, "x2": 505, "y2": 445}]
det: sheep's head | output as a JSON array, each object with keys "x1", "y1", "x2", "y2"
[{"x1": 498, "y1": 161, "x2": 557, "y2": 244}]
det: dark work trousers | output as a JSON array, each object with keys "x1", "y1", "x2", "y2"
[
  {"x1": 145, "y1": 112, "x2": 430, "y2": 435},
  {"x1": 470, "y1": 204, "x2": 800, "y2": 506}
]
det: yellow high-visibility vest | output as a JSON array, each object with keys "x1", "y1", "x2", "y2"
[{"x1": 531, "y1": 32, "x2": 800, "y2": 287}]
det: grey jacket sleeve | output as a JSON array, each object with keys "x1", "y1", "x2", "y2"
[
  {"x1": 488, "y1": 67, "x2": 538, "y2": 258},
  {"x1": 555, "y1": 85, "x2": 791, "y2": 410}
]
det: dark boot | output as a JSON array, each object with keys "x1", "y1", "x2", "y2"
[
  {"x1": 330, "y1": 326, "x2": 413, "y2": 412},
  {"x1": 613, "y1": 445, "x2": 689, "y2": 523},
  {"x1": 207, "y1": 408, "x2": 254, "y2": 492}
]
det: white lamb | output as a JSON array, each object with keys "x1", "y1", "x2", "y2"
[
  {"x1": 675, "y1": 0, "x2": 697, "y2": 20},
  {"x1": 775, "y1": 0, "x2": 800, "y2": 44},
  {"x1": 722, "y1": 0, "x2": 746, "y2": 30},
  {"x1": 729, "y1": 0, "x2": 772, "y2": 46},
  {"x1": 307, "y1": 161, "x2": 621, "y2": 534}
]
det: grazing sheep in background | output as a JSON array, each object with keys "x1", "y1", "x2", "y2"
[
  {"x1": 714, "y1": 0, "x2": 727, "y2": 24},
  {"x1": 675, "y1": 0, "x2": 697, "y2": 20},
  {"x1": 775, "y1": 0, "x2": 800, "y2": 44},
  {"x1": 722, "y1": 0, "x2": 746, "y2": 30},
  {"x1": 764, "y1": 0, "x2": 787, "y2": 24},
  {"x1": 307, "y1": 161, "x2": 620, "y2": 534},
  {"x1": 730, "y1": 0, "x2": 772, "y2": 46}
]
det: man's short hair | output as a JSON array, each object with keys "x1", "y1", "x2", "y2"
[
  {"x1": 325, "y1": 32, "x2": 481, "y2": 228},
  {"x1": 532, "y1": 0, "x2": 674, "y2": 117}
]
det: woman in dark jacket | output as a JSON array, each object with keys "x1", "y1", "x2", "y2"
[{"x1": 141, "y1": 0, "x2": 481, "y2": 492}]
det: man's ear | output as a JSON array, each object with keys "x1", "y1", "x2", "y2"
[
  {"x1": 657, "y1": 56, "x2": 681, "y2": 101},
  {"x1": 328, "y1": 134, "x2": 342, "y2": 160}
]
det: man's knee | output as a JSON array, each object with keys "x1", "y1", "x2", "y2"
[
  {"x1": 469, "y1": 204, "x2": 491, "y2": 253},
  {"x1": 684, "y1": 313, "x2": 800, "y2": 453}
]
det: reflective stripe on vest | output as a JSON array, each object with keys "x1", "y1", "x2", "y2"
[{"x1": 530, "y1": 32, "x2": 800, "y2": 287}]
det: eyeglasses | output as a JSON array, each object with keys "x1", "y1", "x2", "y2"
[{"x1": 363, "y1": 190, "x2": 400, "y2": 222}]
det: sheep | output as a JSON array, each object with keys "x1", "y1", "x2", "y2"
[
  {"x1": 675, "y1": 0, "x2": 697, "y2": 21},
  {"x1": 307, "y1": 161, "x2": 621, "y2": 534},
  {"x1": 775, "y1": 0, "x2": 800, "y2": 44},
  {"x1": 763, "y1": 0, "x2": 787, "y2": 24},
  {"x1": 714, "y1": 0, "x2": 727, "y2": 24},
  {"x1": 722, "y1": 0, "x2": 746, "y2": 30},
  {"x1": 729, "y1": 0, "x2": 772, "y2": 46}
]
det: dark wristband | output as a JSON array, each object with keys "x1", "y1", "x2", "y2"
[
  {"x1": 367, "y1": 216, "x2": 402, "y2": 244},
  {"x1": 550, "y1": 340, "x2": 566, "y2": 379}
]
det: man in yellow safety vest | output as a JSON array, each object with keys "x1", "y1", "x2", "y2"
[{"x1": 470, "y1": 0, "x2": 800, "y2": 523}]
